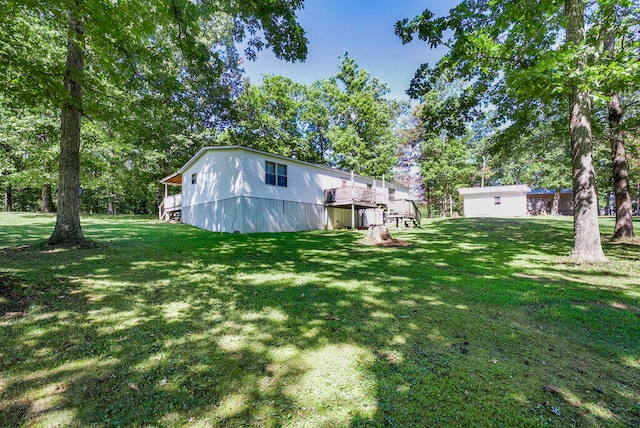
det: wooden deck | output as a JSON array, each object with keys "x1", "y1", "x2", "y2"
[{"x1": 324, "y1": 186, "x2": 388, "y2": 209}]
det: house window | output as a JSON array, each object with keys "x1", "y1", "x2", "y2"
[
  {"x1": 191, "y1": 173, "x2": 197, "y2": 185},
  {"x1": 494, "y1": 196, "x2": 501, "y2": 205},
  {"x1": 265, "y1": 161, "x2": 287, "y2": 187},
  {"x1": 265, "y1": 161, "x2": 276, "y2": 185},
  {"x1": 277, "y1": 163, "x2": 288, "y2": 187}
]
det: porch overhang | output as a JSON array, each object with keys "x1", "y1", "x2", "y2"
[{"x1": 160, "y1": 172, "x2": 182, "y2": 186}]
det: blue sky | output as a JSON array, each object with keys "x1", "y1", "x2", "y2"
[{"x1": 242, "y1": 0, "x2": 459, "y2": 102}]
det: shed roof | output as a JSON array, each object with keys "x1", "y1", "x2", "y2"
[
  {"x1": 458, "y1": 184, "x2": 531, "y2": 196},
  {"x1": 527, "y1": 188, "x2": 573, "y2": 195}
]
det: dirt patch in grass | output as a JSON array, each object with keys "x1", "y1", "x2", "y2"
[
  {"x1": 363, "y1": 238, "x2": 411, "y2": 247},
  {"x1": 42, "y1": 239, "x2": 103, "y2": 251},
  {"x1": 0, "y1": 275, "x2": 34, "y2": 318},
  {"x1": 0, "y1": 241, "x2": 105, "y2": 259},
  {"x1": 0, "y1": 245, "x2": 36, "y2": 260},
  {"x1": 0, "y1": 273, "x2": 73, "y2": 318}
]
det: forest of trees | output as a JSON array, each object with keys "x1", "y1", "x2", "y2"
[{"x1": 1, "y1": 1, "x2": 639, "y2": 259}]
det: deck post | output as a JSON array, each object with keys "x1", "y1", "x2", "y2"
[
  {"x1": 352, "y1": 203, "x2": 355, "y2": 229},
  {"x1": 351, "y1": 171, "x2": 355, "y2": 229}
]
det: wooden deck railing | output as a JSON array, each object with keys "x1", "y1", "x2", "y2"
[
  {"x1": 159, "y1": 193, "x2": 182, "y2": 220},
  {"x1": 388, "y1": 199, "x2": 421, "y2": 226},
  {"x1": 324, "y1": 186, "x2": 388, "y2": 206}
]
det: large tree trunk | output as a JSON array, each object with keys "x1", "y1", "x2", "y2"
[
  {"x1": 41, "y1": 183, "x2": 55, "y2": 213},
  {"x1": 608, "y1": 92, "x2": 634, "y2": 239},
  {"x1": 4, "y1": 184, "x2": 12, "y2": 212},
  {"x1": 603, "y1": 15, "x2": 634, "y2": 239},
  {"x1": 48, "y1": 7, "x2": 87, "y2": 245},
  {"x1": 566, "y1": 0, "x2": 606, "y2": 263}
]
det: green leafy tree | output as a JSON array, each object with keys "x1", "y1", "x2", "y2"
[
  {"x1": 325, "y1": 54, "x2": 405, "y2": 179},
  {"x1": 422, "y1": 134, "x2": 474, "y2": 217},
  {"x1": 0, "y1": 0, "x2": 308, "y2": 245},
  {"x1": 396, "y1": 0, "x2": 615, "y2": 262},
  {"x1": 223, "y1": 55, "x2": 404, "y2": 178},
  {"x1": 220, "y1": 75, "x2": 323, "y2": 162},
  {"x1": 396, "y1": 105, "x2": 426, "y2": 204},
  {"x1": 468, "y1": 112, "x2": 499, "y2": 188},
  {"x1": 0, "y1": 103, "x2": 59, "y2": 212},
  {"x1": 396, "y1": 102, "x2": 474, "y2": 217},
  {"x1": 591, "y1": 0, "x2": 639, "y2": 238}
]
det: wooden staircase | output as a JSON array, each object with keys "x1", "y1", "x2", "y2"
[{"x1": 387, "y1": 199, "x2": 421, "y2": 228}]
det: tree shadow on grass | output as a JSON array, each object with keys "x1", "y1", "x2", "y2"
[{"x1": 0, "y1": 216, "x2": 638, "y2": 426}]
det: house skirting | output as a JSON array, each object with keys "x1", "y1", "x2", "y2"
[{"x1": 182, "y1": 196, "x2": 342, "y2": 233}]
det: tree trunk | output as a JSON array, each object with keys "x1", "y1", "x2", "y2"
[
  {"x1": 4, "y1": 184, "x2": 12, "y2": 212},
  {"x1": 605, "y1": 190, "x2": 612, "y2": 216},
  {"x1": 551, "y1": 188, "x2": 560, "y2": 216},
  {"x1": 481, "y1": 155, "x2": 487, "y2": 187},
  {"x1": 48, "y1": 6, "x2": 87, "y2": 245},
  {"x1": 608, "y1": 92, "x2": 634, "y2": 239},
  {"x1": 41, "y1": 183, "x2": 56, "y2": 213},
  {"x1": 566, "y1": 0, "x2": 606, "y2": 263},
  {"x1": 108, "y1": 192, "x2": 117, "y2": 215}
]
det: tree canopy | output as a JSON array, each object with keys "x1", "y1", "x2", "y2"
[
  {"x1": 396, "y1": 0, "x2": 640, "y2": 262},
  {"x1": 222, "y1": 54, "x2": 404, "y2": 179},
  {"x1": 0, "y1": 0, "x2": 308, "y2": 244}
]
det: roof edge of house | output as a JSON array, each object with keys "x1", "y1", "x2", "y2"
[{"x1": 174, "y1": 145, "x2": 411, "y2": 191}]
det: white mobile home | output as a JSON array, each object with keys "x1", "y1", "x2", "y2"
[
  {"x1": 159, "y1": 146, "x2": 419, "y2": 233},
  {"x1": 458, "y1": 185, "x2": 531, "y2": 217}
]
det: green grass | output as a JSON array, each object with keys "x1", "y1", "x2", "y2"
[{"x1": 0, "y1": 212, "x2": 638, "y2": 427}]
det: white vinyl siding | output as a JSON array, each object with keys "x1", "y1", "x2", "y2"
[
  {"x1": 388, "y1": 185, "x2": 409, "y2": 200},
  {"x1": 173, "y1": 146, "x2": 413, "y2": 233},
  {"x1": 240, "y1": 150, "x2": 374, "y2": 205},
  {"x1": 462, "y1": 193, "x2": 528, "y2": 217},
  {"x1": 181, "y1": 151, "x2": 243, "y2": 208}
]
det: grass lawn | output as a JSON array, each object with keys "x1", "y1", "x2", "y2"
[{"x1": 0, "y1": 213, "x2": 638, "y2": 427}]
